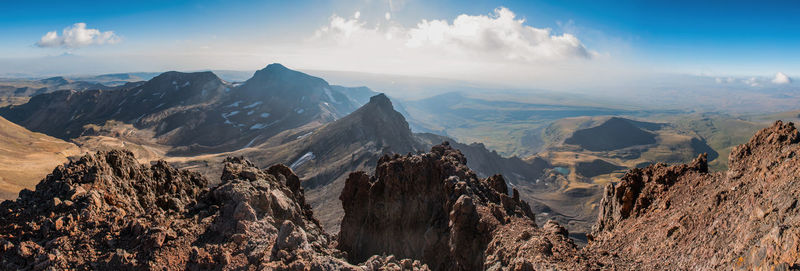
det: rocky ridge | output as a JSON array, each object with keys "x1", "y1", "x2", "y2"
[
  {"x1": 0, "y1": 150, "x2": 425, "y2": 270},
  {"x1": 588, "y1": 120, "x2": 800, "y2": 269},
  {"x1": 338, "y1": 142, "x2": 617, "y2": 270}
]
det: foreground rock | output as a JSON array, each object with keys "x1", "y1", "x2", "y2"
[
  {"x1": 589, "y1": 121, "x2": 800, "y2": 269},
  {"x1": 0, "y1": 150, "x2": 424, "y2": 270},
  {"x1": 338, "y1": 142, "x2": 617, "y2": 270},
  {"x1": 6, "y1": 120, "x2": 800, "y2": 270}
]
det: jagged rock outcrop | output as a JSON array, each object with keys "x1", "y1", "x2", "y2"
[
  {"x1": 0, "y1": 150, "x2": 424, "y2": 270},
  {"x1": 592, "y1": 153, "x2": 708, "y2": 233},
  {"x1": 338, "y1": 142, "x2": 615, "y2": 270},
  {"x1": 588, "y1": 121, "x2": 800, "y2": 269}
]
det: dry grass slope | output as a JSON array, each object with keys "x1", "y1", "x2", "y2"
[{"x1": 0, "y1": 116, "x2": 81, "y2": 200}]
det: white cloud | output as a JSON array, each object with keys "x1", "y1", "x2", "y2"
[
  {"x1": 772, "y1": 72, "x2": 791, "y2": 84},
  {"x1": 294, "y1": 7, "x2": 630, "y2": 90},
  {"x1": 36, "y1": 23, "x2": 120, "y2": 49},
  {"x1": 354, "y1": 11, "x2": 361, "y2": 19},
  {"x1": 312, "y1": 7, "x2": 593, "y2": 63},
  {"x1": 385, "y1": 12, "x2": 391, "y2": 20},
  {"x1": 406, "y1": 7, "x2": 592, "y2": 61}
]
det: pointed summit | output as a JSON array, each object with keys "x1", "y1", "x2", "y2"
[
  {"x1": 316, "y1": 93, "x2": 417, "y2": 152},
  {"x1": 368, "y1": 93, "x2": 392, "y2": 107}
]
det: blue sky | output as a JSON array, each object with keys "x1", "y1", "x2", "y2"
[{"x1": 0, "y1": 0, "x2": 798, "y2": 87}]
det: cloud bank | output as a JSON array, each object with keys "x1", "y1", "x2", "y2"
[{"x1": 36, "y1": 23, "x2": 120, "y2": 49}]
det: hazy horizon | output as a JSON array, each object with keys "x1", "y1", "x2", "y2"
[{"x1": 2, "y1": 1, "x2": 798, "y2": 93}]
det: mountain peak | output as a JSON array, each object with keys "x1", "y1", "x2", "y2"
[
  {"x1": 368, "y1": 93, "x2": 391, "y2": 107},
  {"x1": 264, "y1": 63, "x2": 289, "y2": 71},
  {"x1": 246, "y1": 63, "x2": 325, "y2": 86}
]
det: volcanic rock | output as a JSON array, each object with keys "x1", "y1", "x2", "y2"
[
  {"x1": 0, "y1": 150, "x2": 422, "y2": 270},
  {"x1": 588, "y1": 121, "x2": 800, "y2": 269},
  {"x1": 338, "y1": 142, "x2": 614, "y2": 270}
]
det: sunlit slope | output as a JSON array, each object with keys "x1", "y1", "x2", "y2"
[{"x1": 0, "y1": 116, "x2": 81, "y2": 200}]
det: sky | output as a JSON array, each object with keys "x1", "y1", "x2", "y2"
[{"x1": 0, "y1": 0, "x2": 798, "y2": 90}]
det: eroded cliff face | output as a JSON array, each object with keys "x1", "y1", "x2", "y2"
[
  {"x1": 338, "y1": 142, "x2": 617, "y2": 270},
  {"x1": 589, "y1": 121, "x2": 800, "y2": 269},
  {"x1": 0, "y1": 150, "x2": 424, "y2": 270}
]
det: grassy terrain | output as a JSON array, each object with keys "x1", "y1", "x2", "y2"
[
  {"x1": 671, "y1": 116, "x2": 764, "y2": 171},
  {"x1": 0, "y1": 116, "x2": 81, "y2": 200},
  {"x1": 0, "y1": 96, "x2": 29, "y2": 107}
]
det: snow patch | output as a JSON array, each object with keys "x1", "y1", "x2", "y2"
[
  {"x1": 244, "y1": 137, "x2": 259, "y2": 148},
  {"x1": 227, "y1": 101, "x2": 243, "y2": 107},
  {"x1": 243, "y1": 101, "x2": 262, "y2": 109},
  {"x1": 297, "y1": 132, "x2": 312, "y2": 139},
  {"x1": 260, "y1": 113, "x2": 270, "y2": 118},
  {"x1": 295, "y1": 108, "x2": 304, "y2": 114},
  {"x1": 247, "y1": 110, "x2": 254, "y2": 115},
  {"x1": 290, "y1": 152, "x2": 315, "y2": 170},
  {"x1": 250, "y1": 123, "x2": 268, "y2": 130},
  {"x1": 181, "y1": 81, "x2": 190, "y2": 87},
  {"x1": 222, "y1": 111, "x2": 240, "y2": 118}
]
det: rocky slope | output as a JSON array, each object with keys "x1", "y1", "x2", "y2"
[
  {"x1": 588, "y1": 120, "x2": 800, "y2": 269},
  {"x1": 337, "y1": 143, "x2": 617, "y2": 270},
  {"x1": 0, "y1": 150, "x2": 426, "y2": 270}
]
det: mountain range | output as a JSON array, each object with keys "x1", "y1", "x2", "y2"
[
  {"x1": 1, "y1": 62, "x2": 795, "y2": 249},
  {"x1": 0, "y1": 64, "x2": 561, "y2": 236}
]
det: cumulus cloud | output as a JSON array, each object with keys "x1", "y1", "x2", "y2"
[
  {"x1": 36, "y1": 23, "x2": 120, "y2": 48},
  {"x1": 406, "y1": 8, "x2": 592, "y2": 61},
  {"x1": 772, "y1": 72, "x2": 791, "y2": 84},
  {"x1": 312, "y1": 7, "x2": 593, "y2": 63},
  {"x1": 293, "y1": 7, "x2": 630, "y2": 90}
]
